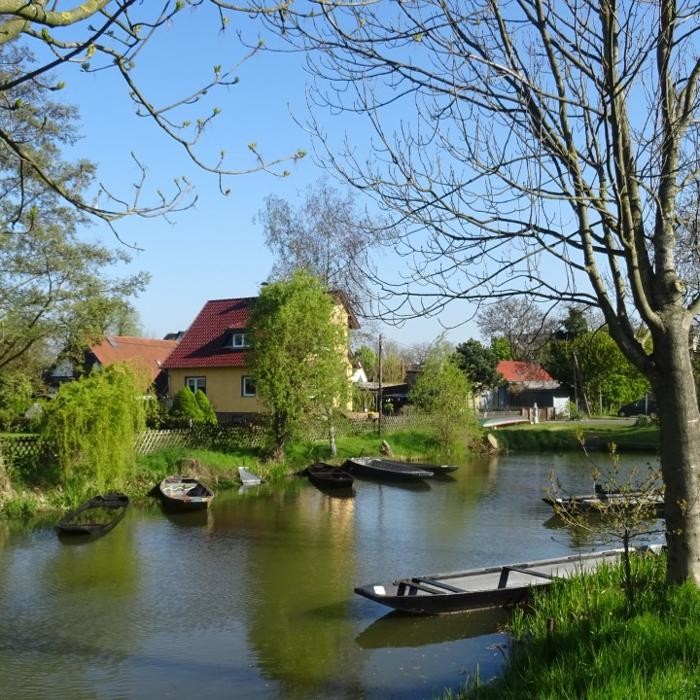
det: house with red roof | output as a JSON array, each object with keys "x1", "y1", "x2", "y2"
[
  {"x1": 48, "y1": 335, "x2": 179, "y2": 396},
  {"x1": 162, "y1": 294, "x2": 359, "y2": 424},
  {"x1": 482, "y1": 360, "x2": 569, "y2": 415}
]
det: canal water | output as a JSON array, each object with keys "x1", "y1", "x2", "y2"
[{"x1": 0, "y1": 451, "x2": 659, "y2": 699}]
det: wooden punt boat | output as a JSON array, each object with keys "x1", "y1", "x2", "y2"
[
  {"x1": 238, "y1": 466, "x2": 264, "y2": 486},
  {"x1": 343, "y1": 457, "x2": 432, "y2": 481},
  {"x1": 355, "y1": 548, "x2": 647, "y2": 615},
  {"x1": 543, "y1": 489, "x2": 665, "y2": 518},
  {"x1": 374, "y1": 458, "x2": 459, "y2": 476},
  {"x1": 159, "y1": 475, "x2": 214, "y2": 512},
  {"x1": 56, "y1": 493, "x2": 129, "y2": 537},
  {"x1": 307, "y1": 463, "x2": 354, "y2": 490}
]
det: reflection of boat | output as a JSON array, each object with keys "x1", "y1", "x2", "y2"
[
  {"x1": 344, "y1": 457, "x2": 432, "y2": 481},
  {"x1": 355, "y1": 607, "x2": 508, "y2": 649},
  {"x1": 307, "y1": 463, "x2": 354, "y2": 491},
  {"x1": 56, "y1": 493, "x2": 129, "y2": 538},
  {"x1": 162, "y1": 507, "x2": 209, "y2": 528},
  {"x1": 355, "y1": 548, "x2": 638, "y2": 615},
  {"x1": 159, "y1": 475, "x2": 214, "y2": 512},
  {"x1": 238, "y1": 466, "x2": 264, "y2": 486},
  {"x1": 543, "y1": 486, "x2": 664, "y2": 518}
]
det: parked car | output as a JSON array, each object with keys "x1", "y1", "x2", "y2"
[{"x1": 618, "y1": 397, "x2": 657, "y2": 417}]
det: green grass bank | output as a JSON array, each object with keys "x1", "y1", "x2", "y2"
[
  {"x1": 454, "y1": 551, "x2": 700, "y2": 699},
  {"x1": 491, "y1": 421, "x2": 659, "y2": 453},
  {"x1": 0, "y1": 427, "x2": 449, "y2": 520}
]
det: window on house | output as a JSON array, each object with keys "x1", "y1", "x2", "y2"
[
  {"x1": 223, "y1": 331, "x2": 248, "y2": 348},
  {"x1": 241, "y1": 376, "x2": 256, "y2": 397},
  {"x1": 186, "y1": 376, "x2": 206, "y2": 394}
]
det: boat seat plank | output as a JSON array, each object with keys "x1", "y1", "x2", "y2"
[
  {"x1": 498, "y1": 566, "x2": 556, "y2": 589},
  {"x1": 396, "y1": 579, "x2": 445, "y2": 595},
  {"x1": 412, "y1": 576, "x2": 466, "y2": 593}
]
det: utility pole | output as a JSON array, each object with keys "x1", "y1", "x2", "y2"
[{"x1": 378, "y1": 334, "x2": 383, "y2": 437}]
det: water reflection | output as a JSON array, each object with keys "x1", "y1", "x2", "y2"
[{"x1": 356, "y1": 607, "x2": 509, "y2": 649}]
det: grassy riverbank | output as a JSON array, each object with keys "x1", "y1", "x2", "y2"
[
  {"x1": 491, "y1": 420, "x2": 659, "y2": 453},
  {"x1": 0, "y1": 427, "x2": 447, "y2": 519},
  {"x1": 455, "y1": 551, "x2": 700, "y2": 699}
]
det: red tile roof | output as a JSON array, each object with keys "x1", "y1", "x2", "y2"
[
  {"x1": 162, "y1": 297, "x2": 254, "y2": 369},
  {"x1": 497, "y1": 360, "x2": 554, "y2": 383},
  {"x1": 89, "y1": 336, "x2": 179, "y2": 381}
]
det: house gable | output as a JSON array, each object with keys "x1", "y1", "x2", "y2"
[{"x1": 162, "y1": 297, "x2": 255, "y2": 370}]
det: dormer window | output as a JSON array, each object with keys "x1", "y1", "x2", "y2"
[{"x1": 223, "y1": 330, "x2": 248, "y2": 349}]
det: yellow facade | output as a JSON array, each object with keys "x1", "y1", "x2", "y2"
[{"x1": 168, "y1": 366, "x2": 263, "y2": 414}]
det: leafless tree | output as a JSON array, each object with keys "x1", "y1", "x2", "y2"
[
  {"x1": 255, "y1": 1, "x2": 700, "y2": 584},
  {"x1": 477, "y1": 298, "x2": 558, "y2": 363},
  {"x1": 256, "y1": 179, "x2": 390, "y2": 312}
]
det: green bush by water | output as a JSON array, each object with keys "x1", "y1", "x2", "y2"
[
  {"x1": 495, "y1": 423, "x2": 658, "y2": 452},
  {"x1": 458, "y1": 551, "x2": 700, "y2": 699}
]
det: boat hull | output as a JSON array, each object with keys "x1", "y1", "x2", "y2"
[
  {"x1": 344, "y1": 458, "x2": 432, "y2": 481},
  {"x1": 159, "y1": 476, "x2": 214, "y2": 512},
  {"x1": 56, "y1": 493, "x2": 129, "y2": 537}
]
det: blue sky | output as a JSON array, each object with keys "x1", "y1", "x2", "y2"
[{"x1": 47, "y1": 8, "x2": 480, "y2": 347}]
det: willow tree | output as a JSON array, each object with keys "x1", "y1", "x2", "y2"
[{"x1": 257, "y1": 1, "x2": 700, "y2": 583}]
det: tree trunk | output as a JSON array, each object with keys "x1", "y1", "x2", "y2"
[{"x1": 652, "y1": 317, "x2": 700, "y2": 584}]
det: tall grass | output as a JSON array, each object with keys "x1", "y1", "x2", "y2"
[{"x1": 459, "y1": 551, "x2": 700, "y2": 699}]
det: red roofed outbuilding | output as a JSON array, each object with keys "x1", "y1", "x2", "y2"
[{"x1": 48, "y1": 335, "x2": 179, "y2": 397}]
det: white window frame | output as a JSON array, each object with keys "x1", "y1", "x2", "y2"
[
  {"x1": 224, "y1": 331, "x2": 248, "y2": 349},
  {"x1": 186, "y1": 376, "x2": 206, "y2": 394},
  {"x1": 241, "y1": 376, "x2": 256, "y2": 397}
]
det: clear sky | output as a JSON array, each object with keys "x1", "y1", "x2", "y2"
[{"x1": 47, "y1": 8, "x2": 481, "y2": 348}]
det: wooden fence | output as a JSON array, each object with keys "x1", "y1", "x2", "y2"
[{"x1": 0, "y1": 412, "x2": 458, "y2": 462}]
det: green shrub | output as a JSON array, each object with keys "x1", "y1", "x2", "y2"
[
  {"x1": 195, "y1": 390, "x2": 218, "y2": 424},
  {"x1": 170, "y1": 386, "x2": 203, "y2": 422}
]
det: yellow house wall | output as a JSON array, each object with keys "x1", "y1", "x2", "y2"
[{"x1": 168, "y1": 367, "x2": 263, "y2": 414}]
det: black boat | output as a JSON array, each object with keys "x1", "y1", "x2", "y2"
[
  {"x1": 355, "y1": 547, "x2": 658, "y2": 615},
  {"x1": 543, "y1": 487, "x2": 665, "y2": 518},
  {"x1": 307, "y1": 463, "x2": 354, "y2": 490},
  {"x1": 159, "y1": 475, "x2": 214, "y2": 512},
  {"x1": 343, "y1": 457, "x2": 432, "y2": 481},
  {"x1": 56, "y1": 493, "x2": 129, "y2": 537}
]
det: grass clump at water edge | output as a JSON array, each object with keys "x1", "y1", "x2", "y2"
[{"x1": 453, "y1": 550, "x2": 700, "y2": 699}]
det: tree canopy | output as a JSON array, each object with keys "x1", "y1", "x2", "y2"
[
  {"x1": 454, "y1": 339, "x2": 502, "y2": 394},
  {"x1": 409, "y1": 339, "x2": 477, "y2": 449},
  {"x1": 0, "y1": 46, "x2": 147, "y2": 376},
  {"x1": 247, "y1": 270, "x2": 350, "y2": 459}
]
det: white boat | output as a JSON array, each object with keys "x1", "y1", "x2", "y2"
[{"x1": 238, "y1": 466, "x2": 264, "y2": 486}]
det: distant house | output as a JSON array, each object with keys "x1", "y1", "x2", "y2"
[
  {"x1": 48, "y1": 336, "x2": 179, "y2": 397},
  {"x1": 162, "y1": 293, "x2": 360, "y2": 425},
  {"x1": 483, "y1": 360, "x2": 569, "y2": 414}
]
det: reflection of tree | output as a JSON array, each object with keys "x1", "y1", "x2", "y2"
[
  {"x1": 51, "y1": 518, "x2": 138, "y2": 592},
  {"x1": 244, "y1": 487, "x2": 362, "y2": 697}
]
